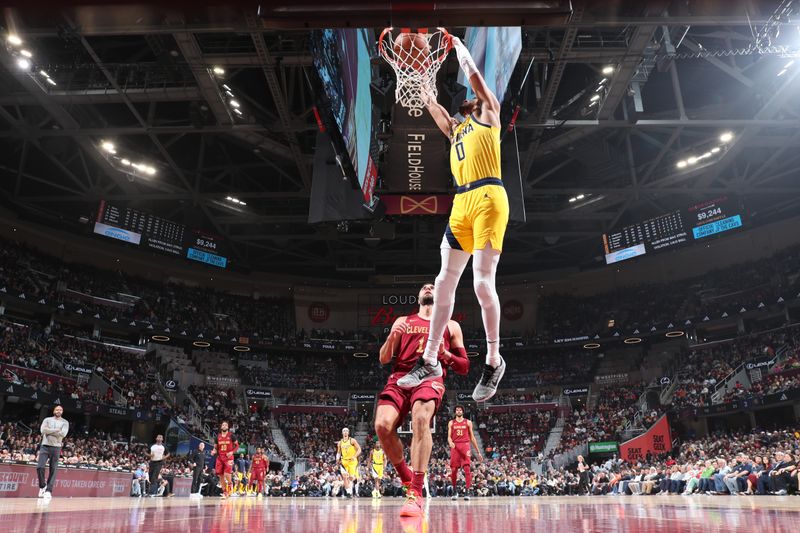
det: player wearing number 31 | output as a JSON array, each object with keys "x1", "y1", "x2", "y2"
[{"x1": 397, "y1": 34, "x2": 509, "y2": 402}]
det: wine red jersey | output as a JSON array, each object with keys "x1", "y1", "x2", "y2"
[
  {"x1": 216, "y1": 432, "x2": 237, "y2": 459},
  {"x1": 392, "y1": 314, "x2": 451, "y2": 374},
  {"x1": 451, "y1": 419, "x2": 470, "y2": 444},
  {"x1": 251, "y1": 453, "x2": 268, "y2": 471}
]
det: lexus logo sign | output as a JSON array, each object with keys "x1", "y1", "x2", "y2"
[
  {"x1": 308, "y1": 302, "x2": 330, "y2": 323},
  {"x1": 164, "y1": 380, "x2": 178, "y2": 391}
]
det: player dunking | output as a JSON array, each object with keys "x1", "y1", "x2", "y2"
[
  {"x1": 369, "y1": 440, "x2": 385, "y2": 498},
  {"x1": 250, "y1": 447, "x2": 268, "y2": 497},
  {"x1": 374, "y1": 283, "x2": 469, "y2": 517},
  {"x1": 337, "y1": 428, "x2": 361, "y2": 498},
  {"x1": 211, "y1": 421, "x2": 239, "y2": 498},
  {"x1": 397, "y1": 34, "x2": 508, "y2": 402},
  {"x1": 448, "y1": 405, "x2": 482, "y2": 500}
]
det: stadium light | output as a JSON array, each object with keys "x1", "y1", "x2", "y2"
[
  {"x1": 676, "y1": 160, "x2": 687, "y2": 169},
  {"x1": 568, "y1": 197, "x2": 577, "y2": 203},
  {"x1": 602, "y1": 65, "x2": 614, "y2": 75},
  {"x1": 120, "y1": 159, "x2": 131, "y2": 166},
  {"x1": 101, "y1": 141, "x2": 115, "y2": 153},
  {"x1": 590, "y1": 94, "x2": 600, "y2": 101},
  {"x1": 7, "y1": 34, "x2": 22, "y2": 46},
  {"x1": 16, "y1": 58, "x2": 30, "y2": 70},
  {"x1": 687, "y1": 156, "x2": 698, "y2": 165},
  {"x1": 719, "y1": 132, "x2": 733, "y2": 143},
  {"x1": 212, "y1": 66, "x2": 225, "y2": 75},
  {"x1": 20, "y1": 49, "x2": 32, "y2": 58},
  {"x1": 710, "y1": 146, "x2": 721, "y2": 154},
  {"x1": 229, "y1": 100, "x2": 240, "y2": 108},
  {"x1": 45, "y1": 78, "x2": 56, "y2": 86}
]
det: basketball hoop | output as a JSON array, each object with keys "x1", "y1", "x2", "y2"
[{"x1": 378, "y1": 27, "x2": 452, "y2": 109}]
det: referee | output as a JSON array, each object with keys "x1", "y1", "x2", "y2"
[
  {"x1": 37, "y1": 405, "x2": 69, "y2": 499},
  {"x1": 148, "y1": 434, "x2": 169, "y2": 495}
]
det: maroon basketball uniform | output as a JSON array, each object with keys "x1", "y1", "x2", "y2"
[
  {"x1": 378, "y1": 314, "x2": 452, "y2": 422},
  {"x1": 214, "y1": 432, "x2": 237, "y2": 476},
  {"x1": 450, "y1": 418, "x2": 472, "y2": 467}
]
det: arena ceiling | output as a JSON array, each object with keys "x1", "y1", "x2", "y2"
[{"x1": 1, "y1": 1, "x2": 799, "y2": 280}]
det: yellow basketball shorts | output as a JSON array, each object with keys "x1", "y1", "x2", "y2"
[
  {"x1": 444, "y1": 178, "x2": 509, "y2": 254},
  {"x1": 371, "y1": 464, "x2": 384, "y2": 479},
  {"x1": 340, "y1": 459, "x2": 358, "y2": 478}
]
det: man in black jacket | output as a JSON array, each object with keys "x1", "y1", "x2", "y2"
[{"x1": 190, "y1": 442, "x2": 207, "y2": 497}]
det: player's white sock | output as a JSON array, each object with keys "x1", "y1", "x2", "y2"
[
  {"x1": 422, "y1": 246, "x2": 470, "y2": 365},
  {"x1": 473, "y1": 246, "x2": 501, "y2": 368}
]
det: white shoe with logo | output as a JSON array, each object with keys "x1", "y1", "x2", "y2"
[
  {"x1": 43, "y1": 491, "x2": 52, "y2": 499},
  {"x1": 38, "y1": 488, "x2": 46, "y2": 498}
]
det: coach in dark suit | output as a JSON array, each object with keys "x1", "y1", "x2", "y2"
[{"x1": 190, "y1": 442, "x2": 207, "y2": 496}]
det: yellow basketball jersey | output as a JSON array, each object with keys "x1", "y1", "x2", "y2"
[
  {"x1": 372, "y1": 449, "x2": 384, "y2": 465},
  {"x1": 340, "y1": 438, "x2": 356, "y2": 460},
  {"x1": 450, "y1": 115, "x2": 502, "y2": 187}
]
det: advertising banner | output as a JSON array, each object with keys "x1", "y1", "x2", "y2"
[
  {"x1": 0, "y1": 463, "x2": 131, "y2": 498},
  {"x1": 350, "y1": 393, "x2": 376, "y2": 402},
  {"x1": 589, "y1": 441, "x2": 619, "y2": 453},
  {"x1": 383, "y1": 103, "x2": 451, "y2": 193},
  {"x1": 245, "y1": 388, "x2": 273, "y2": 400},
  {"x1": 619, "y1": 415, "x2": 672, "y2": 463},
  {"x1": 381, "y1": 194, "x2": 453, "y2": 215}
]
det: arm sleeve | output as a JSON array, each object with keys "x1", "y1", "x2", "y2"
[
  {"x1": 60, "y1": 420, "x2": 69, "y2": 438},
  {"x1": 40, "y1": 419, "x2": 48, "y2": 437},
  {"x1": 445, "y1": 347, "x2": 470, "y2": 375}
]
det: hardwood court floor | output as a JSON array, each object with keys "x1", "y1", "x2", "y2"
[{"x1": 2, "y1": 494, "x2": 799, "y2": 532}]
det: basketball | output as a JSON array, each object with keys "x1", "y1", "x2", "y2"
[{"x1": 393, "y1": 32, "x2": 430, "y2": 69}]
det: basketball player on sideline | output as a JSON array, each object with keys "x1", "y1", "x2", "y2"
[
  {"x1": 448, "y1": 405, "x2": 482, "y2": 500},
  {"x1": 369, "y1": 440, "x2": 385, "y2": 498},
  {"x1": 397, "y1": 34, "x2": 509, "y2": 402},
  {"x1": 211, "y1": 421, "x2": 238, "y2": 498},
  {"x1": 375, "y1": 283, "x2": 469, "y2": 517},
  {"x1": 337, "y1": 427, "x2": 361, "y2": 498},
  {"x1": 250, "y1": 447, "x2": 269, "y2": 497}
]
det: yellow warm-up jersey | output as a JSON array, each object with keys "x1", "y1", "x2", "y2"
[{"x1": 450, "y1": 115, "x2": 502, "y2": 187}]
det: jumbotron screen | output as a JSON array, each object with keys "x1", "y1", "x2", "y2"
[
  {"x1": 603, "y1": 196, "x2": 745, "y2": 265},
  {"x1": 93, "y1": 200, "x2": 228, "y2": 268}
]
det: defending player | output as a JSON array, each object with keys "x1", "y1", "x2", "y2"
[
  {"x1": 448, "y1": 405, "x2": 483, "y2": 500},
  {"x1": 398, "y1": 34, "x2": 508, "y2": 402},
  {"x1": 369, "y1": 440, "x2": 385, "y2": 498},
  {"x1": 337, "y1": 428, "x2": 361, "y2": 498},
  {"x1": 250, "y1": 447, "x2": 269, "y2": 497},
  {"x1": 211, "y1": 421, "x2": 239, "y2": 499},
  {"x1": 374, "y1": 282, "x2": 469, "y2": 517}
]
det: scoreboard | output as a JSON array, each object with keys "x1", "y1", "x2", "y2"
[
  {"x1": 603, "y1": 196, "x2": 745, "y2": 265},
  {"x1": 93, "y1": 200, "x2": 228, "y2": 268}
]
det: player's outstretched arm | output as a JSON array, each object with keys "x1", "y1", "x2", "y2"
[
  {"x1": 451, "y1": 36, "x2": 501, "y2": 123},
  {"x1": 423, "y1": 88, "x2": 458, "y2": 138},
  {"x1": 379, "y1": 316, "x2": 406, "y2": 365},
  {"x1": 440, "y1": 320, "x2": 470, "y2": 375}
]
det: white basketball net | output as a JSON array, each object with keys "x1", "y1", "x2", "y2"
[{"x1": 378, "y1": 28, "x2": 452, "y2": 109}]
